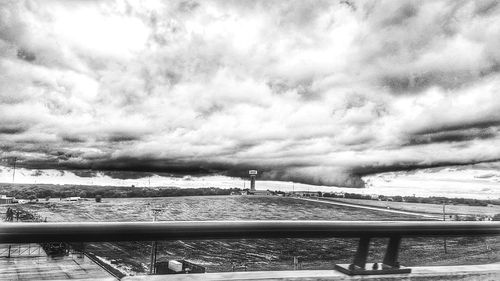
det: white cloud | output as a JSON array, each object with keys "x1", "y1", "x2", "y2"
[{"x1": 1, "y1": 0, "x2": 500, "y2": 189}]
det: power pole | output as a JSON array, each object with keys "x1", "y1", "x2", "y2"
[
  {"x1": 443, "y1": 201, "x2": 447, "y2": 254},
  {"x1": 12, "y1": 157, "x2": 17, "y2": 183},
  {"x1": 150, "y1": 207, "x2": 163, "y2": 274}
]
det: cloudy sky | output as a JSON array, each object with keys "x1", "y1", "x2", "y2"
[{"x1": 1, "y1": 0, "x2": 500, "y2": 188}]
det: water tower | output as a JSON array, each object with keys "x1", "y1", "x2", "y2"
[{"x1": 249, "y1": 170, "x2": 257, "y2": 191}]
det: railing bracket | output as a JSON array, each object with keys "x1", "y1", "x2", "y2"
[{"x1": 334, "y1": 236, "x2": 411, "y2": 275}]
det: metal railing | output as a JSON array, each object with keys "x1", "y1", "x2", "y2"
[
  {"x1": 1, "y1": 221, "x2": 499, "y2": 275},
  {"x1": 0, "y1": 243, "x2": 44, "y2": 257}
]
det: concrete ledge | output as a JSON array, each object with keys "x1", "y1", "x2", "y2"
[{"x1": 124, "y1": 263, "x2": 500, "y2": 281}]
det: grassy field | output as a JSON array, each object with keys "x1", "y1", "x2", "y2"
[
  {"x1": 2, "y1": 196, "x2": 499, "y2": 276},
  {"x1": 321, "y1": 197, "x2": 500, "y2": 216},
  {"x1": 22, "y1": 196, "x2": 428, "y2": 222}
]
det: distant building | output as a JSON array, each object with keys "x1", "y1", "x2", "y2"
[
  {"x1": 293, "y1": 191, "x2": 321, "y2": 197},
  {"x1": 0, "y1": 195, "x2": 14, "y2": 204},
  {"x1": 65, "y1": 197, "x2": 82, "y2": 201},
  {"x1": 248, "y1": 190, "x2": 272, "y2": 196},
  {"x1": 334, "y1": 192, "x2": 345, "y2": 198}
]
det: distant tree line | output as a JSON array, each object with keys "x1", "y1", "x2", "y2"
[
  {"x1": 0, "y1": 183, "x2": 242, "y2": 200},
  {"x1": 1, "y1": 183, "x2": 499, "y2": 207},
  {"x1": 322, "y1": 192, "x2": 500, "y2": 207}
]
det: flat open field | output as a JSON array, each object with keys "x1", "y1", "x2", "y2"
[
  {"x1": 321, "y1": 197, "x2": 500, "y2": 216},
  {"x1": 5, "y1": 196, "x2": 500, "y2": 276}
]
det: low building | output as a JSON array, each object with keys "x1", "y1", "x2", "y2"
[
  {"x1": 65, "y1": 197, "x2": 82, "y2": 201},
  {"x1": 0, "y1": 195, "x2": 14, "y2": 204},
  {"x1": 334, "y1": 192, "x2": 345, "y2": 198},
  {"x1": 293, "y1": 191, "x2": 321, "y2": 197},
  {"x1": 248, "y1": 190, "x2": 272, "y2": 196}
]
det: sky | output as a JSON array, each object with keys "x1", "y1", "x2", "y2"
[
  {"x1": 1, "y1": 0, "x2": 500, "y2": 189},
  {"x1": 2, "y1": 165, "x2": 500, "y2": 199}
]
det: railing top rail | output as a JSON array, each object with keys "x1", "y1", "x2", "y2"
[{"x1": 1, "y1": 221, "x2": 499, "y2": 243}]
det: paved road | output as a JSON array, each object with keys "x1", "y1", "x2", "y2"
[{"x1": 296, "y1": 197, "x2": 441, "y2": 219}]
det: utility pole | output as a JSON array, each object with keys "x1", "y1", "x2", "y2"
[
  {"x1": 1, "y1": 156, "x2": 18, "y2": 182},
  {"x1": 12, "y1": 157, "x2": 17, "y2": 183},
  {"x1": 442, "y1": 201, "x2": 446, "y2": 220},
  {"x1": 149, "y1": 207, "x2": 163, "y2": 274},
  {"x1": 443, "y1": 201, "x2": 447, "y2": 254}
]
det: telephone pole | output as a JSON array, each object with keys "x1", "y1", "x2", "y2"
[
  {"x1": 11, "y1": 157, "x2": 17, "y2": 183},
  {"x1": 443, "y1": 201, "x2": 447, "y2": 254},
  {"x1": 150, "y1": 207, "x2": 164, "y2": 274}
]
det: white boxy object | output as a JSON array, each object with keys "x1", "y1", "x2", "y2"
[{"x1": 168, "y1": 260, "x2": 183, "y2": 272}]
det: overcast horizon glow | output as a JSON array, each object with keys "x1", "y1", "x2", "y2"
[{"x1": 1, "y1": 0, "x2": 500, "y2": 188}]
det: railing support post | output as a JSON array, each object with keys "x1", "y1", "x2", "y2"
[
  {"x1": 149, "y1": 241, "x2": 157, "y2": 274},
  {"x1": 352, "y1": 237, "x2": 370, "y2": 269},
  {"x1": 382, "y1": 236, "x2": 401, "y2": 268},
  {"x1": 335, "y1": 236, "x2": 411, "y2": 275}
]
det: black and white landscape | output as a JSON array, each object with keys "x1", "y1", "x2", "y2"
[{"x1": 1, "y1": 0, "x2": 500, "y2": 196}]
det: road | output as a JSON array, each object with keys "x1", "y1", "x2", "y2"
[{"x1": 295, "y1": 197, "x2": 441, "y2": 219}]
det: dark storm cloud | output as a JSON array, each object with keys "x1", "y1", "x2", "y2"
[
  {"x1": 105, "y1": 133, "x2": 142, "y2": 143},
  {"x1": 406, "y1": 127, "x2": 499, "y2": 146},
  {"x1": 1, "y1": 0, "x2": 500, "y2": 188},
  {"x1": 411, "y1": 120, "x2": 500, "y2": 135},
  {"x1": 380, "y1": 2, "x2": 419, "y2": 27},
  {"x1": 89, "y1": 159, "x2": 214, "y2": 175},
  {"x1": 474, "y1": 0, "x2": 499, "y2": 15},
  {"x1": 381, "y1": 67, "x2": 500, "y2": 94},
  {"x1": 350, "y1": 158, "x2": 500, "y2": 177},
  {"x1": 259, "y1": 168, "x2": 366, "y2": 188},
  {"x1": 16, "y1": 48, "x2": 36, "y2": 62},
  {"x1": 102, "y1": 171, "x2": 156, "y2": 180},
  {"x1": 383, "y1": 72, "x2": 463, "y2": 94},
  {"x1": 408, "y1": 132, "x2": 495, "y2": 145},
  {"x1": 71, "y1": 170, "x2": 98, "y2": 178},
  {"x1": 61, "y1": 135, "x2": 87, "y2": 143},
  {"x1": 0, "y1": 125, "x2": 26, "y2": 134}
]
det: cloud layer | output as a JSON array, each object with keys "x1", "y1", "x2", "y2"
[{"x1": 1, "y1": 0, "x2": 500, "y2": 187}]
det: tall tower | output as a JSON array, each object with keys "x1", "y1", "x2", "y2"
[{"x1": 249, "y1": 170, "x2": 257, "y2": 191}]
